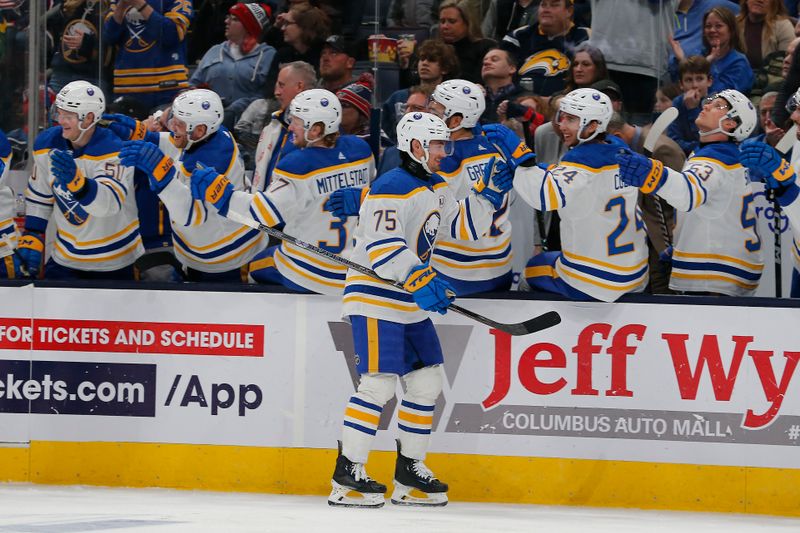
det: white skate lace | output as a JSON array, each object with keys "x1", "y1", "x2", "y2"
[
  {"x1": 412, "y1": 460, "x2": 435, "y2": 481},
  {"x1": 350, "y1": 463, "x2": 372, "y2": 483}
]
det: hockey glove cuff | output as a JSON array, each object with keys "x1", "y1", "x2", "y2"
[
  {"x1": 191, "y1": 166, "x2": 234, "y2": 215},
  {"x1": 103, "y1": 113, "x2": 147, "y2": 141},
  {"x1": 403, "y1": 264, "x2": 455, "y2": 314},
  {"x1": 481, "y1": 123, "x2": 535, "y2": 170},
  {"x1": 17, "y1": 232, "x2": 44, "y2": 278},
  {"x1": 616, "y1": 150, "x2": 668, "y2": 194},
  {"x1": 473, "y1": 156, "x2": 513, "y2": 209}
]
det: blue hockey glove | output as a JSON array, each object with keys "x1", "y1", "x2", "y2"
[
  {"x1": 739, "y1": 141, "x2": 796, "y2": 190},
  {"x1": 481, "y1": 123, "x2": 535, "y2": 169},
  {"x1": 120, "y1": 140, "x2": 175, "y2": 194},
  {"x1": 0, "y1": 251, "x2": 26, "y2": 279},
  {"x1": 50, "y1": 149, "x2": 91, "y2": 197},
  {"x1": 616, "y1": 150, "x2": 668, "y2": 194},
  {"x1": 324, "y1": 187, "x2": 365, "y2": 218},
  {"x1": 403, "y1": 264, "x2": 455, "y2": 314},
  {"x1": 102, "y1": 113, "x2": 147, "y2": 141},
  {"x1": 190, "y1": 165, "x2": 234, "y2": 215},
  {"x1": 17, "y1": 232, "x2": 44, "y2": 278},
  {"x1": 472, "y1": 156, "x2": 513, "y2": 209}
]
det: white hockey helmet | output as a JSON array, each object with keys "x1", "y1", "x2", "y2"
[
  {"x1": 396, "y1": 111, "x2": 453, "y2": 173},
  {"x1": 705, "y1": 89, "x2": 757, "y2": 142},
  {"x1": 55, "y1": 80, "x2": 105, "y2": 124},
  {"x1": 786, "y1": 87, "x2": 800, "y2": 114},
  {"x1": 431, "y1": 79, "x2": 486, "y2": 130},
  {"x1": 557, "y1": 88, "x2": 612, "y2": 144},
  {"x1": 171, "y1": 89, "x2": 224, "y2": 144},
  {"x1": 290, "y1": 88, "x2": 342, "y2": 142}
]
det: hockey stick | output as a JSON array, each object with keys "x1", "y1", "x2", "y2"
[
  {"x1": 768, "y1": 124, "x2": 796, "y2": 297},
  {"x1": 224, "y1": 209, "x2": 561, "y2": 336},
  {"x1": 643, "y1": 106, "x2": 679, "y2": 251}
]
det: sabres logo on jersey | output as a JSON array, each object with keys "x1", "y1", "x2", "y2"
[
  {"x1": 124, "y1": 9, "x2": 156, "y2": 53},
  {"x1": 417, "y1": 211, "x2": 441, "y2": 262},
  {"x1": 519, "y1": 49, "x2": 571, "y2": 77},
  {"x1": 62, "y1": 19, "x2": 98, "y2": 64},
  {"x1": 53, "y1": 186, "x2": 89, "y2": 226}
]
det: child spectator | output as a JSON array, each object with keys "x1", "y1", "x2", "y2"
[{"x1": 668, "y1": 55, "x2": 714, "y2": 155}]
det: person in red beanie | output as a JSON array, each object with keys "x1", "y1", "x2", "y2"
[{"x1": 190, "y1": 3, "x2": 276, "y2": 127}]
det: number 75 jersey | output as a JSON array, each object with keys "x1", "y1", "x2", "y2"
[{"x1": 513, "y1": 138, "x2": 648, "y2": 302}]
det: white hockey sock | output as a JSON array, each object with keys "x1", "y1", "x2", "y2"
[
  {"x1": 341, "y1": 373, "x2": 397, "y2": 464},
  {"x1": 398, "y1": 365, "x2": 443, "y2": 461}
]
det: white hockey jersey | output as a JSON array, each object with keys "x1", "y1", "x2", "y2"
[
  {"x1": 342, "y1": 164, "x2": 499, "y2": 324},
  {"x1": 228, "y1": 135, "x2": 375, "y2": 294},
  {"x1": 250, "y1": 109, "x2": 296, "y2": 193},
  {"x1": 156, "y1": 126, "x2": 266, "y2": 273},
  {"x1": 0, "y1": 131, "x2": 14, "y2": 259},
  {"x1": 658, "y1": 142, "x2": 763, "y2": 295},
  {"x1": 432, "y1": 135, "x2": 512, "y2": 285},
  {"x1": 514, "y1": 136, "x2": 648, "y2": 302},
  {"x1": 785, "y1": 143, "x2": 800, "y2": 277},
  {"x1": 26, "y1": 126, "x2": 143, "y2": 271}
]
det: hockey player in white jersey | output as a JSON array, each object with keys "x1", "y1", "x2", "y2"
[
  {"x1": 189, "y1": 88, "x2": 375, "y2": 294},
  {"x1": 617, "y1": 89, "x2": 763, "y2": 296},
  {"x1": 19, "y1": 81, "x2": 143, "y2": 280},
  {"x1": 327, "y1": 112, "x2": 513, "y2": 508},
  {"x1": 116, "y1": 89, "x2": 266, "y2": 282},
  {"x1": 484, "y1": 88, "x2": 648, "y2": 302},
  {"x1": 0, "y1": 129, "x2": 25, "y2": 278},
  {"x1": 427, "y1": 79, "x2": 513, "y2": 294},
  {"x1": 739, "y1": 88, "x2": 800, "y2": 296}
]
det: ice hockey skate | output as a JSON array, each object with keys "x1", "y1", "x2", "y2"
[
  {"x1": 328, "y1": 441, "x2": 386, "y2": 508},
  {"x1": 390, "y1": 440, "x2": 448, "y2": 506}
]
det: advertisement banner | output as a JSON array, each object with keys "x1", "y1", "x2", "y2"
[{"x1": 0, "y1": 286, "x2": 798, "y2": 470}]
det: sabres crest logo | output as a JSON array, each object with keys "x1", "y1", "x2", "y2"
[
  {"x1": 519, "y1": 49, "x2": 571, "y2": 77},
  {"x1": 416, "y1": 211, "x2": 441, "y2": 262}
]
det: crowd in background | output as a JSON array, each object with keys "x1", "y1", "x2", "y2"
[{"x1": 1, "y1": 0, "x2": 800, "y2": 297}]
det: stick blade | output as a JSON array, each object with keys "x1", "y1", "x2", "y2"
[
  {"x1": 644, "y1": 106, "x2": 678, "y2": 154},
  {"x1": 497, "y1": 310, "x2": 562, "y2": 336},
  {"x1": 776, "y1": 124, "x2": 797, "y2": 155}
]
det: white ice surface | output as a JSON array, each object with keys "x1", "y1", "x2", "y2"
[{"x1": 0, "y1": 484, "x2": 798, "y2": 533}]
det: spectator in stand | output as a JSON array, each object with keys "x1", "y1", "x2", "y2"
[
  {"x1": 496, "y1": 93, "x2": 547, "y2": 146},
  {"x1": 655, "y1": 83, "x2": 682, "y2": 116},
  {"x1": 704, "y1": 6, "x2": 755, "y2": 94},
  {"x1": 187, "y1": 0, "x2": 237, "y2": 64},
  {"x1": 482, "y1": 0, "x2": 539, "y2": 42},
  {"x1": 437, "y1": 0, "x2": 496, "y2": 84},
  {"x1": 668, "y1": 55, "x2": 714, "y2": 156},
  {"x1": 501, "y1": 0, "x2": 589, "y2": 97},
  {"x1": 319, "y1": 35, "x2": 357, "y2": 93},
  {"x1": 337, "y1": 73, "x2": 383, "y2": 146},
  {"x1": 589, "y1": 0, "x2": 674, "y2": 125},
  {"x1": 743, "y1": 91, "x2": 786, "y2": 147},
  {"x1": 250, "y1": 61, "x2": 317, "y2": 193},
  {"x1": 104, "y1": 0, "x2": 194, "y2": 110},
  {"x1": 272, "y1": 3, "x2": 331, "y2": 75},
  {"x1": 773, "y1": 34, "x2": 800, "y2": 127},
  {"x1": 563, "y1": 44, "x2": 609, "y2": 93},
  {"x1": 669, "y1": 0, "x2": 740, "y2": 81},
  {"x1": 737, "y1": 0, "x2": 794, "y2": 70},
  {"x1": 385, "y1": 39, "x2": 459, "y2": 142},
  {"x1": 591, "y1": 79, "x2": 625, "y2": 114},
  {"x1": 46, "y1": 0, "x2": 107, "y2": 94},
  {"x1": 482, "y1": 48, "x2": 521, "y2": 124},
  {"x1": 190, "y1": 3, "x2": 276, "y2": 129},
  {"x1": 386, "y1": 0, "x2": 438, "y2": 28},
  {"x1": 783, "y1": 36, "x2": 800, "y2": 77}
]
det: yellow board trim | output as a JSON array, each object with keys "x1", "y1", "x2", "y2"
[{"x1": 0, "y1": 442, "x2": 798, "y2": 517}]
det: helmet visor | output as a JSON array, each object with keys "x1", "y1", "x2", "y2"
[{"x1": 428, "y1": 139, "x2": 455, "y2": 157}]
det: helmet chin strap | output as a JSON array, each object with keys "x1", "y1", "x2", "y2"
[
  {"x1": 74, "y1": 114, "x2": 100, "y2": 145},
  {"x1": 699, "y1": 114, "x2": 735, "y2": 139},
  {"x1": 410, "y1": 144, "x2": 434, "y2": 174}
]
